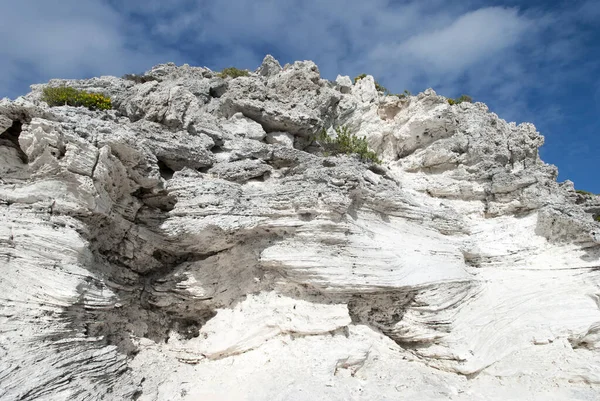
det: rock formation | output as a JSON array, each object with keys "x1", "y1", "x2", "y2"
[{"x1": 1, "y1": 55, "x2": 599, "y2": 400}]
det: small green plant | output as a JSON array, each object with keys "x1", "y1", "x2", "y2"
[
  {"x1": 315, "y1": 125, "x2": 381, "y2": 164},
  {"x1": 576, "y1": 189, "x2": 595, "y2": 196},
  {"x1": 447, "y1": 94, "x2": 473, "y2": 105},
  {"x1": 353, "y1": 74, "x2": 367, "y2": 84},
  {"x1": 594, "y1": 215, "x2": 600, "y2": 222},
  {"x1": 41, "y1": 86, "x2": 112, "y2": 110},
  {"x1": 218, "y1": 67, "x2": 250, "y2": 79}
]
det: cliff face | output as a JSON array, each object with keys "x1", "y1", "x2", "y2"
[{"x1": 1, "y1": 55, "x2": 599, "y2": 400}]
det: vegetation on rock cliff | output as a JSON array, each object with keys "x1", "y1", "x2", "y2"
[
  {"x1": 42, "y1": 87, "x2": 112, "y2": 110},
  {"x1": 354, "y1": 74, "x2": 412, "y2": 98},
  {"x1": 316, "y1": 125, "x2": 381, "y2": 164},
  {"x1": 218, "y1": 67, "x2": 250, "y2": 79},
  {"x1": 447, "y1": 95, "x2": 473, "y2": 105}
]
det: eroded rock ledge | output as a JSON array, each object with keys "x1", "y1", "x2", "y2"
[{"x1": 1, "y1": 56, "x2": 599, "y2": 401}]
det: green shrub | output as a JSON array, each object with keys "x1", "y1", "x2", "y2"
[
  {"x1": 41, "y1": 86, "x2": 112, "y2": 110},
  {"x1": 594, "y1": 215, "x2": 600, "y2": 222},
  {"x1": 448, "y1": 94, "x2": 473, "y2": 105},
  {"x1": 576, "y1": 189, "x2": 594, "y2": 196},
  {"x1": 316, "y1": 125, "x2": 381, "y2": 164},
  {"x1": 353, "y1": 74, "x2": 367, "y2": 84},
  {"x1": 218, "y1": 67, "x2": 250, "y2": 79}
]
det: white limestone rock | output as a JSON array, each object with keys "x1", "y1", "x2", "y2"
[
  {"x1": 0, "y1": 114, "x2": 12, "y2": 132},
  {"x1": 208, "y1": 159, "x2": 272, "y2": 183},
  {"x1": 222, "y1": 112, "x2": 267, "y2": 141},
  {"x1": 256, "y1": 54, "x2": 282, "y2": 77},
  {"x1": 220, "y1": 60, "x2": 341, "y2": 136},
  {"x1": 116, "y1": 82, "x2": 205, "y2": 130},
  {"x1": 191, "y1": 292, "x2": 351, "y2": 360},
  {"x1": 0, "y1": 57, "x2": 599, "y2": 401},
  {"x1": 265, "y1": 131, "x2": 294, "y2": 147},
  {"x1": 335, "y1": 75, "x2": 353, "y2": 94}
]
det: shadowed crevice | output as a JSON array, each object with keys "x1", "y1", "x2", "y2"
[{"x1": 0, "y1": 120, "x2": 27, "y2": 163}]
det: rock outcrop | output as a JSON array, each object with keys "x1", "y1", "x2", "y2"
[{"x1": 1, "y1": 55, "x2": 599, "y2": 401}]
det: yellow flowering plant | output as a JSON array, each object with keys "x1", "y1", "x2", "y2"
[{"x1": 42, "y1": 86, "x2": 112, "y2": 110}]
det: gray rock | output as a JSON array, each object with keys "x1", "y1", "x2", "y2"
[
  {"x1": 220, "y1": 60, "x2": 341, "y2": 136},
  {"x1": 0, "y1": 114, "x2": 12, "y2": 132},
  {"x1": 208, "y1": 159, "x2": 272, "y2": 183},
  {"x1": 265, "y1": 131, "x2": 294, "y2": 147},
  {"x1": 256, "y1": 54, "x2": 282, "y2": 77},
  {"x1": 222, "y1": 112, "x2": 267, "y2": 141}
]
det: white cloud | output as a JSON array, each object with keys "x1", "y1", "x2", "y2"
[
  {"x1": 0, "y1": 0, "x2": 180, "y2": 97},
  {"x1": 389, "y1": 7, "x2": 532, "y2": 73}
]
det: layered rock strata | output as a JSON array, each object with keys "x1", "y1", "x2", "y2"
[{"x1": 1, "y1": 56, "x2": 599, "y2": 400}]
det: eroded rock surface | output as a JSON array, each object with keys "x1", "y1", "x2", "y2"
[{"x1": 1, "y1": 55, "x2": 599, "y2": 401}]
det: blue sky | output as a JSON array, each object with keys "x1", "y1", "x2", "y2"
[{"x1": 1, "y1": 0, "x2": 598, "y2": 192}]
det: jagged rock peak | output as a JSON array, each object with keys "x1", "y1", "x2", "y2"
[
  {"x1": 0, "y1": 56, "x2": 599, "y2": 400},
  {"x1": 256, "y1": 54, "x2": 283, "y2": 77}
]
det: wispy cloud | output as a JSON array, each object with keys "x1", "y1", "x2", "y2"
[
  {"x1": 0, "y1": 0, "x2": 180, "y2": 97},
  {"x1": 577, "y1": 0, "x2": 600, "y2": 21},
  {"x1": 378, "y1": 7, "x2": 532, "y2": 73}
]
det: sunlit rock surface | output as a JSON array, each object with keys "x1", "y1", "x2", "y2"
[{"x1": 1, "y1": 55, "x2": 599, "y2": 400}]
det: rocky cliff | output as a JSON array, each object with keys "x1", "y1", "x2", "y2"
[{"x1": 1, "y1": 55, "x2": 599, "y2": 401}]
